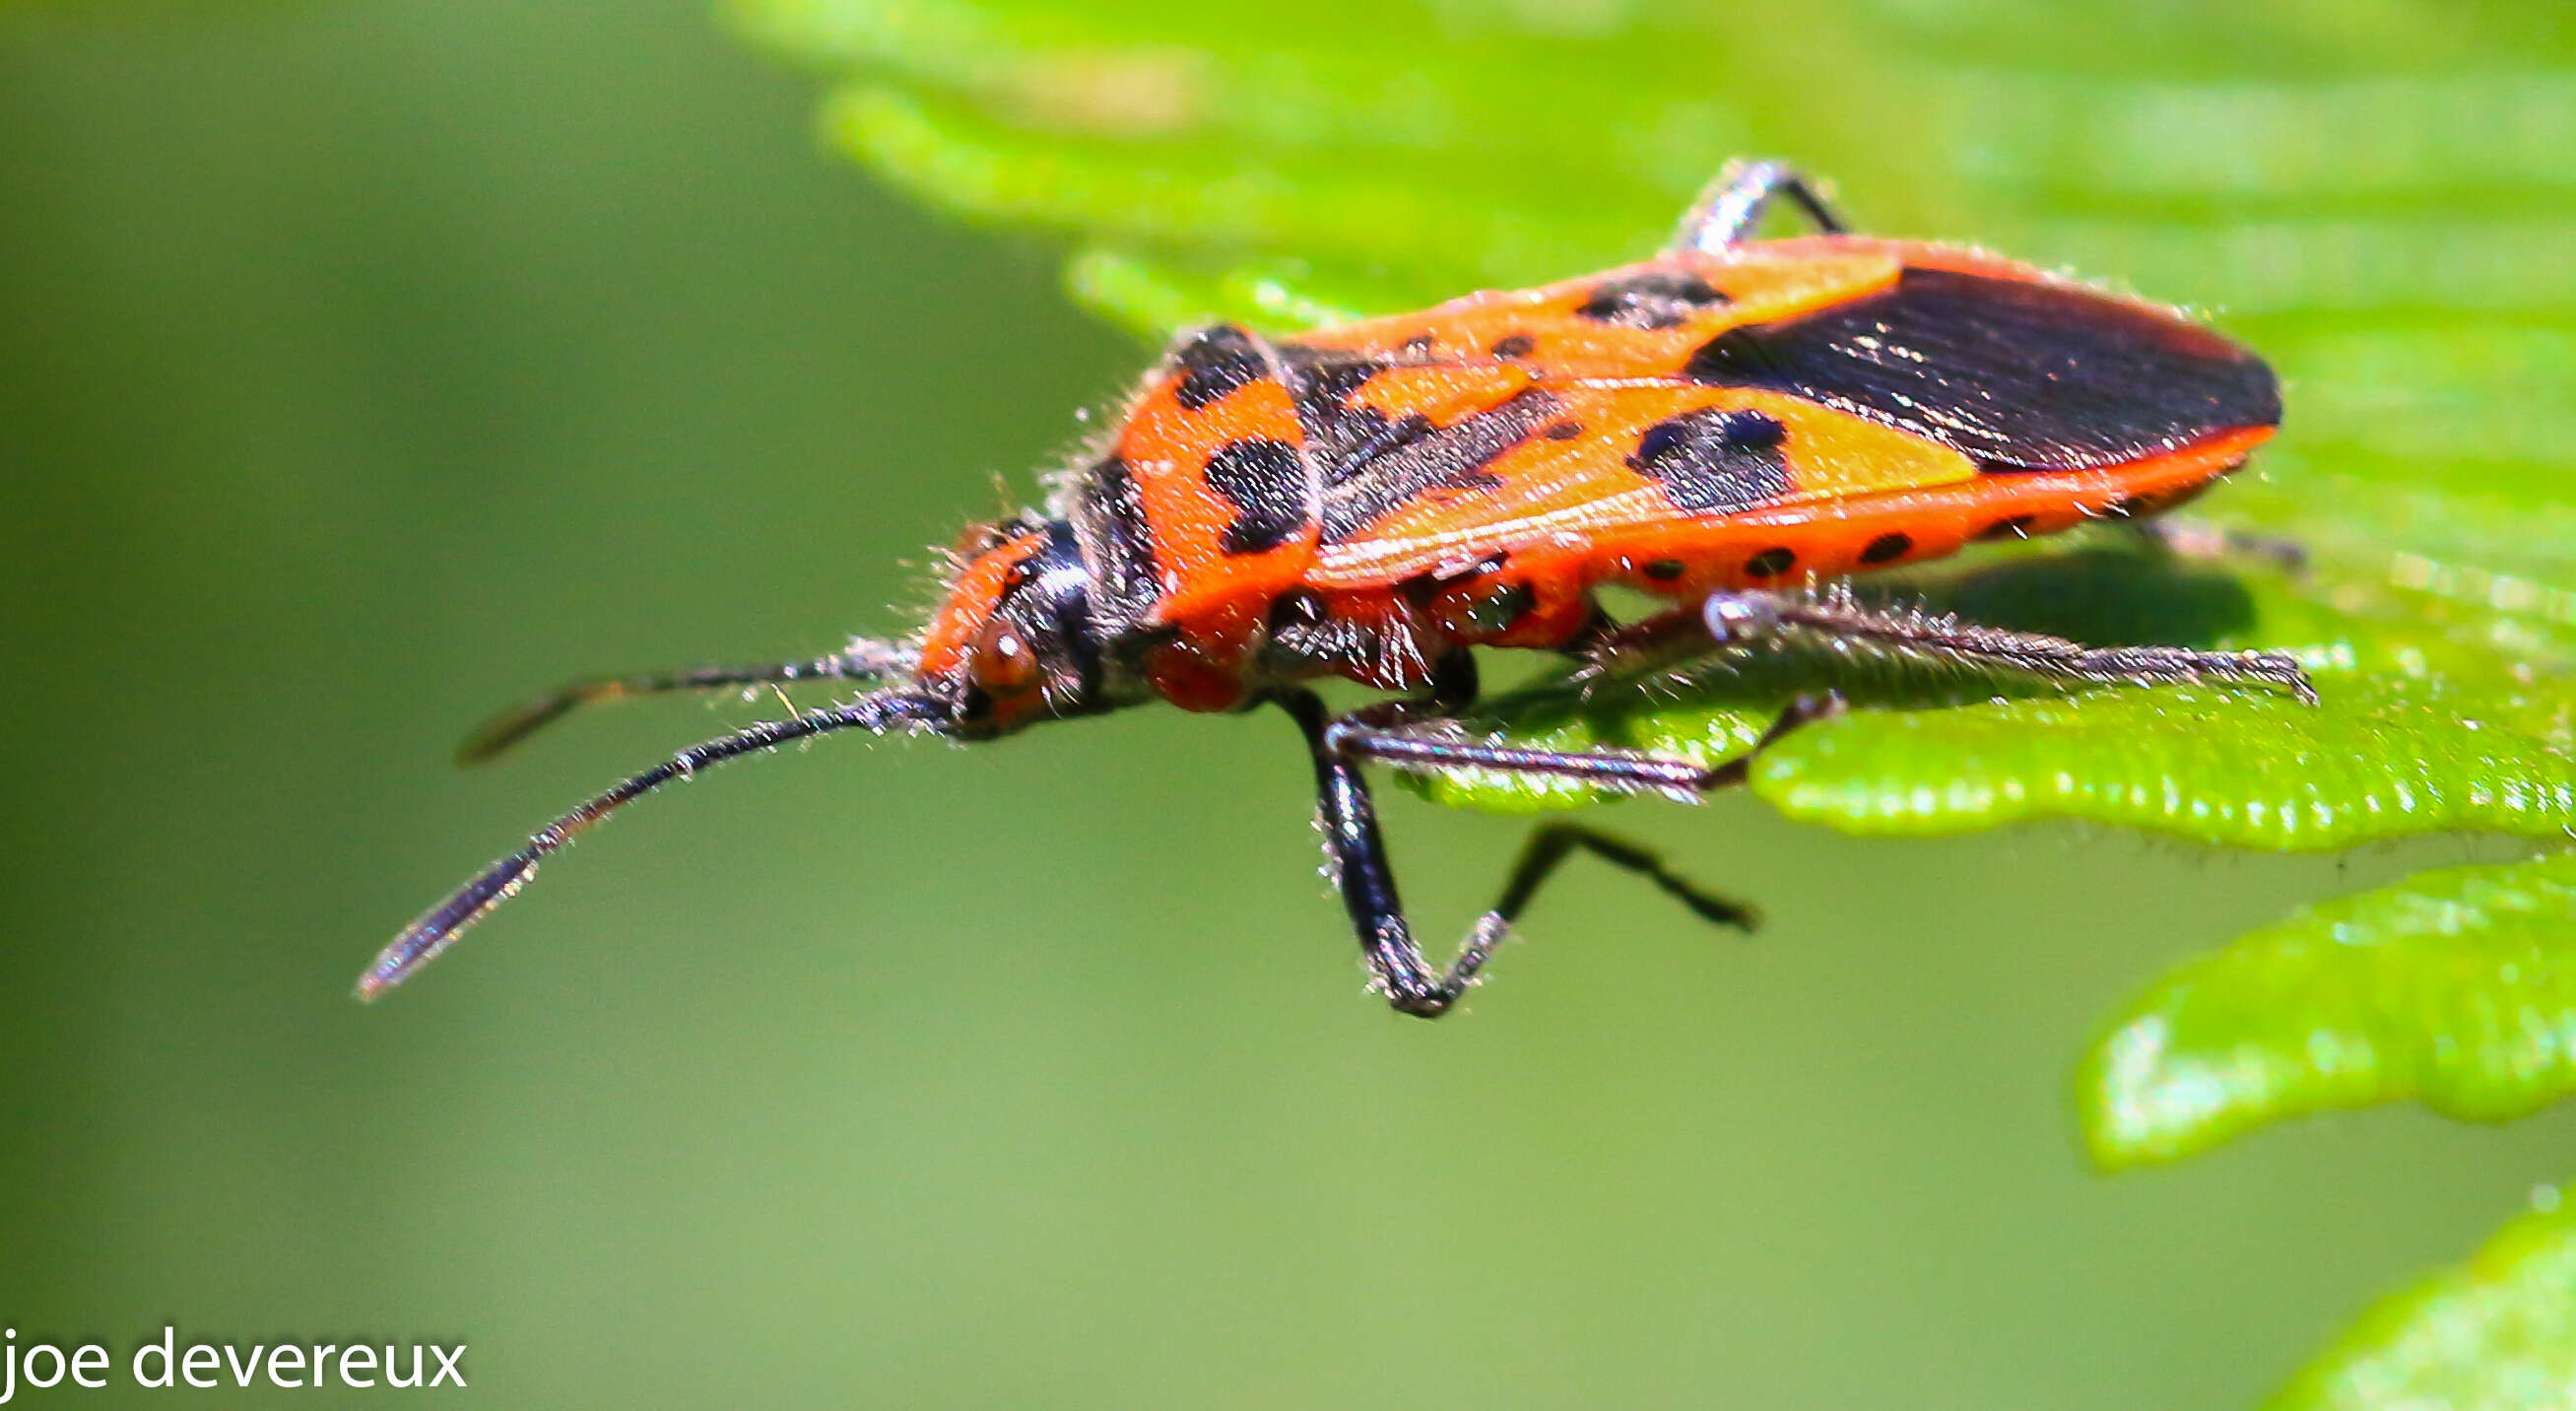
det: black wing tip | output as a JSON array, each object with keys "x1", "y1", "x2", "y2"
[{"x1": 1686, "y1": 263, "x2": 2286, "y2": 470}]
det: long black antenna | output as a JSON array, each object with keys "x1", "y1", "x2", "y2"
[
  {"x1": 456, "y1": 640, "x2": 914, "y2": 765},
  {"x1": 359, "y1": 688, "x2": 950, "y2": 1000}
]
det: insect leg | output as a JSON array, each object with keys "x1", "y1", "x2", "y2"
[
  {"x1": 1326, "y1": 648, "x2": 1827, "y2": 800},
  {"x1": 1669, "y1": 159, "x2": 1849, "y2": 255},
  {"x1": 2120, "y1": 517, "x2": 2310, "y2": 576},
  {"x1": 1492, "y1": 824, "x2": 1757, "y2": 931},
  {"x1": 1682, "y1": 589, "x2": 2318, "y2": 704},
  {"x1": 456, "y1": 639, "x2": 915, "y2": 764},
  {"x1": 1552, "y1": 604, "x2": 1624, "y2": 659},
  {"x1": 1572, "y1": 606, "x2": 1725, "y2": 681},
  {"x1": 1330, "y1": 690, "x2": 1844, "y2": 798},
  {"x1": 1324, "y1": 722, "x2": 1723, "y2": 802},
  {"x1": 1279, "y1": 688, "x2": 1461, "y2": 1016},
  {"x1": 1280, "y1": 688, "x2": 1836, "y2": 1018}
]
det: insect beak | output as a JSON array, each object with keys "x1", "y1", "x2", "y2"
[{"x1": 874, "y1": 684, "x2": 963, "y2": 738}]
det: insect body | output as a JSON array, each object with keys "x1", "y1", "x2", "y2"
[{"x1": 363, "y1": 162, "x2": 2312, "y2": 1015}]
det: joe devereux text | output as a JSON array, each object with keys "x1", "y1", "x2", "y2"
[{"x1": 1, "y1": 1327, "x2": 465, "y2": 1399}]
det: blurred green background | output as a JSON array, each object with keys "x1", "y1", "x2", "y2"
[{"x1": 3, "y1": 2, "x2": 2571, "y2": 1407}]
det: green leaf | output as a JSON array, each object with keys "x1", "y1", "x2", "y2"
[
  {"x1": 737, "y1": 4, "x2": 2576, "y2": 1386},
  {"x1": 734, "y1": 0, "x2": 2576, "y2": 864},
  {"x1": 2270, "y1": 1185, "x2": 2576, "y2": 1411},
  {"x1": 2082, "y1": 851, "x2": 2576, "y2": 1169},
  {"x1": 740, "y1": 0, "x2": 2576, "y2": 1158},
  {"x1": 1419, "y1": 547, "x2": 2576, "y2": 844}
]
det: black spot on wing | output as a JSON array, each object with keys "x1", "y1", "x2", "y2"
[
  {"x1": 1744, "y1": 547, "x2": 1797, "y2": 578},
  {"x1": 1488, "y1": 333, "x2": 1536, "y2": 358},
  {"x1": 1624, "y1": 408, "x2": 1795, "y2": 513},
  {"x1": 1170, "y1": 324, "x2": 1271, "y2": 411},
  {"x1": 1318, "y1": 387, "x2": 1560, "y2": 545},
  {"x1": 1203, "y1": 439, "x2": 1312, "y2": 555},
  {"x1": 1683, "y1": 266, "x2": 2279, "y2": 471},
  {"x1": 1860, "y1": 531, "x2": 1913, "y2": 565},
  {"x1": 1575, "y1": 271, "x2": 1731, "y2": 331}
]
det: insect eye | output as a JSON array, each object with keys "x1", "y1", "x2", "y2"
[{"x1": 970, "y1": 618, "x2": 1042, "y2": 697}]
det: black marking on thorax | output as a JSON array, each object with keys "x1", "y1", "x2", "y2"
[
  {"x1": 1624, "y1": 407, "x2": 1795, "y2": 512},
  {"x1": 1203, "y1": 439, "x2": 1310, "y2": 555},
  {"x1": 1169, "y1": 323, "x2": 1271, "y2": 411},
  {"x1": 1682, "y1": 267, "x2": 2279, "y2": 471},
  {"x1": 1162, "y1": 326, "x2": 1329, "y2": 558}
]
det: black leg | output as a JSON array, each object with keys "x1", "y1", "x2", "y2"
[
  {"x1": 1323, "y1": 725, "x2": 1724, "y2": 802},
  {"x1": 1494, "y1": 824, "x2": 1757, "y2": 931},
  {"x1": 2120, "y1": 517, "x2": 2310, "y2": 577},
  {"x1": 456, "y1": 639, "x2": 913, "y2": 764},
  {"x1": 1553, "y1": 604, "x2": 1624, "y2": 659},
  {"x1": 1324, "y1": 647, "x2": 1842, "y2": 800},
  {"x1": 1706, "y1": 589, "x2": 2317, "y2": 705},
  {"x1": 1333, "y1": 690, "x2": 1840, "y2": 794},
  {"x1": 1280, "y1": 688, "x2": 1838, "y2": 1018},
  {"x1": 1581, "y1": 590, "x2": 2316, "y2": 706},
  {"x1": 1669, "y1": 159, "x2": 1848, "y2": 255}
]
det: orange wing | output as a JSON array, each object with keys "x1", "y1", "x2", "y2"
[
  {"x1": 1288, "y1": 244, "x2": 1905, "y2": 377},
  {"x1": 1285, "y1": 238, "x2": 2278, "y2": 594},
  {"x1": 1303, "y1": 380, "x2": 1981, "y2": 588}
]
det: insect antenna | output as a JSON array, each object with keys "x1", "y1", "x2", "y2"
[
  {"x1": 360, "y1": 686, "x2": 952, "y2": 1000},
  {"x1": 455, "y1": 638, "x2": 916, "y2": 765}
]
